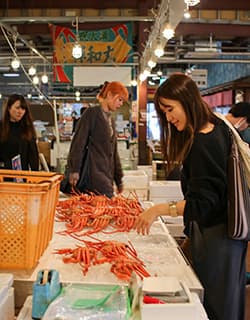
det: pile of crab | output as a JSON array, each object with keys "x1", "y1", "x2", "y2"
[
  {"x1": 54, "y1": 192, "x2": 151, "y2": 281},
  {"x1": 56, "y1": 192, "x2": 143, "y2": 236}
]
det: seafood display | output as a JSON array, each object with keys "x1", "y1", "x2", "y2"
[
  {"x1": 54, "y1": 239, "x2": 150, "y2": 281},
  {"x1": 54, "y1": 192, "x2": 150, "y2": 281},
  {"x1": 56, "y1": 192, "x2": 143, "y2": 236}
]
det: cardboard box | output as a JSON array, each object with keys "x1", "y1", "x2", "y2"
[{"x1": 38, "y1": 141, "x2": 51, "y2": 165}]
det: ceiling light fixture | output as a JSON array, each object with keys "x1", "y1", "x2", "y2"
[
  {"x1": 41, "y1": 74, "x2": 48, "y2": 84},
  {"x1": 28, "y1": 65, "x2": 36, "y2": 76},
  {"x1": 28, "y1": 44, "x2": 37, "y2": 76},
  {"x1": 140, "y1": 1, "x2": 185, "y2": 75},
  {"x1": 41, "y1": 60, "x2": 49, "y2": 84},
  {"x1": 72, "y1": 43, "x2": 82, "y2": 59},
  {"x1": 10, "y1": 33, "x2": 21, "y2": 70},
  {"x1": 130, "y1": 67, "x2": 138, "y2": 87},
  {"x1": 130, "y1": 79, "x2": 137, "y2": 87},
  {"x1": 184, "y1": 9, "x2": 191, "y2": 19},
  {"x1": 139, "y1": 73, "x2": 147, "y2": 82},
  {"x1": 72, "y1": 17, "x2": 82, "y2": 59},
  {"x1": 183, "y1": 2, "x2": 191, "y2": 19},
  {"x1": 154, "y1": 38, "x2": 165, "y2": 58},
  {"x1": 162, "y1": 23, "x2": 175, "y2": 40},
  {"x1": 154, "y1": 46, "x2": 164, "y2": 57},
  {"x1": 147, "y1": 56, "x2": 157, "y2": 69},
  {"x1": 11, "y1": 57, "x2": 20, "y2": 70},
  {"x1": 143, "y1": 67, "x2": 151, "y2": 78},
  {"x1": 131, "y1": 79, "x2": 138, "y2": 86},
  {"x1": 157, "y1": 70, "x2": 163, "y2": 76},
  {"x1": 32, "y1": 75, "x2": 39, "y2": 85}
]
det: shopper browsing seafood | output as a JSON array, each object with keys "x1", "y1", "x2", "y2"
[{"x1": 134, "y1": 73, "x2": 247, "y2": 320}]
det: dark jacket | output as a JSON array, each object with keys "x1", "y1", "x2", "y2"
[
  {"x1": 67, "y1": 105, "x2": 123, "y2": 198},
  {"x1": 0, "y1": 121, "x2": 39, "y2": 170}
]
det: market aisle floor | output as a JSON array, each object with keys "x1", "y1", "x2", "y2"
[
  {"x1": 246, "y1": 287, "x2": 250, "y2": 320},
  {"x1": 180, "y1": 239, "x2": 250, "y2": 320}
]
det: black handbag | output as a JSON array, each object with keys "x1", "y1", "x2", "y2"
[
  {"x1": 60, "y1": 136, "x2": 91, "y2": 194},
  {"x1": 59, "y1": 165, "x2": 72, "y2": 194}
]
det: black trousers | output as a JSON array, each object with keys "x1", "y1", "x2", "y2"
[{"x1": 190, "y1": 222, "x2": 247, "y2": 320}]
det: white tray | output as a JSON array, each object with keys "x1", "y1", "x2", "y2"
[{"x1": 143, "y1": 276, "x2": 182, "y2": 295}]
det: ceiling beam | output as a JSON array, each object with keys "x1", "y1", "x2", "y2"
[
  {"x1": 176, "y1": 22, "x2": 250, "y2": 39},
  {"x1": 196, "y1": 0, "x2": 250, "y2": 10},
  {"x1": 1, "y1": 0, "x2": 249, "y2": 10},
  {"x1": 0, "y1": 16, "x2": 155, "y2": 24},
  {"x1": 0, "y1": 0, "x2": 160, "y2": 10}
]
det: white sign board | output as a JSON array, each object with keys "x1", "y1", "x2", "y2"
[
  {"x1": 73, "y1": 66, "x2": 132, "y2": 87},
  {"x1": 190, "y1": 69, "x2": 208, "y2": 89}
]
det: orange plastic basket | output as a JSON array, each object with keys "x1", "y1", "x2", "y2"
[{"x1": 0, "y1": 169, "x2": 63, "y2": 269}]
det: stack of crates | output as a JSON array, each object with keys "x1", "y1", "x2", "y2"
[
  {"x1": 137, "y1": 165, "x2": 153, "y2": 183},
  {"x1": 122, "y1": 170, "x2": 149, "y2": 200},
  {"x1": 0, "y1": 170, "x2": 62, "y2": 270},
  {"x1": 149, "y1": 180, "x2": 183, "y2": 204}
]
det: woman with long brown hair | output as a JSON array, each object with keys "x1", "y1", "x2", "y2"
[
  {"x1": 134, "y1": 73, "x2": 247, "y2": 320},
  {"x1": 0, "y1": 94, "x2": 39, "y2": 170}
]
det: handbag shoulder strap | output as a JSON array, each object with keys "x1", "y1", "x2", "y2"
[
  {"x1": 215, "y1": 112, "x2": 244, "y2": 142},
  {"x1": 215, "y1": 112, "x2": 250, "y2": 189}
]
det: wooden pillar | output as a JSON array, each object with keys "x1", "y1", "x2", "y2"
[
  {"x1": 136, "y1": 0, "x2": 155, "y2": 165},
  {"x1": 137, "y1": 80, "x2": 149, "y2": 165}
]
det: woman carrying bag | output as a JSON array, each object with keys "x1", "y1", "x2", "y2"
[{"x1": 62, "y1": 81, "x2": 129, "y2": 198}]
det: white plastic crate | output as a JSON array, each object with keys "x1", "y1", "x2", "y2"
[
  {"x1": 141, "y1": 291, "x2": 207, "y2": 320},
  {"x1": 161, "y1": 216, "x2": 185, "y2": 237},
  {"x1": 120, "y1": 158, "x2": 137, "y2": 170},
  {"x1": 137, "y1": 165, "x2": 153, "y2": 182},
  {"x1": 141, "y1": 280, "x2": 197, "y2": 320},
  {"x1": 123, "y1": 170, "x2": 148, "y2": 189},
  {"x1": 149, "y1": 180, "x2": 183, "y2": 203}
]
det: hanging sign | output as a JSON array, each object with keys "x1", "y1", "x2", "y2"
[{"x1": 49, "y1": 23, "x2": 133, "y2": 83}]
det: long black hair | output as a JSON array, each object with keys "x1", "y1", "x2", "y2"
[{"x1": 0, "y1": 94, "x2": 36, "y2": 141}]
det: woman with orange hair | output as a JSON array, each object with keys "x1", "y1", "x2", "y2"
[{"x1": 63, "y1": 81, "x2": 129, "y2": 198}]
